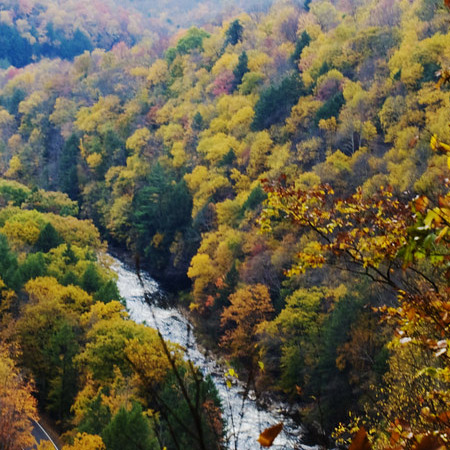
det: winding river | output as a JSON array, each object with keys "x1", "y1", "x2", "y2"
[{"x1": 110, "y1": 256, "x2": 317, "y2": 450}]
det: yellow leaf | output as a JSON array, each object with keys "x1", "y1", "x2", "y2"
[{"x1": 436, "y1": 226, "x2": 449, "y2": 243}]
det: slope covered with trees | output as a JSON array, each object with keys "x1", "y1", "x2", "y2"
[
  {"x1": 1, "y1": 0, "x2": 450, "y2": 447},
  {"x1": 0, "y1": 181, "x2": 223, "y2": 449}
]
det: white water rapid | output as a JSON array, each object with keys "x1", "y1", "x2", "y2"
[{"x1": 110, "y1": 256, "x2": 318, "y2": 450}]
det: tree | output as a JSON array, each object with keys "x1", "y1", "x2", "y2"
[
  {"x1": 46, "y1": 322, "x2": 79, "y2": 423},
  {"x1": 220, "y1": 284, "x2": 274, "y2": 362},
  {"x1": 176, "y1": 28, "x2": 210, "y2": 55},
  {"x1": 58, "y1": 134, "x2": 80, "y2": 201},
  {"x1": 62, "y1": 433, "x2": 105, "y2": 450},
  {"x1": 101, "y1": 403, "x2": 158, "y2": 450},
  {"x1": 0, "y1": 346, "x2": 38, "y2": 450},
  {"x1": 291, "y1": 31, "x2": 311, "y2": 66},
  {"x1": 133, "y1": 163, "x2": 192, "y2": 273},
  {"x1": 231, "y1": 51, "x2": 249, "y2": 91},
  {"x1": 81, "y1": 264, "x2": 102, "y2": 294},
  {"x1": 35, "y1": 223, "x2": 62, "y2": 253},
  {"x1": 0, "y1": 23, "x2": 33, "y2": 68},
  {"x1": 252, "y1": 73, "x2": 304, "y2": 130},
  {"x1": 0, "y1": 233, "x2": 19, "y2": 290},
  {"x1": 260, "y1": 157, "x2": 450, "y2": 446},
  {"x1": 224, "y1": 20, "x2": 244, "y2": 47}
]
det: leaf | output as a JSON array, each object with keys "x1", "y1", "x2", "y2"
[
  {"x1": 349, "y1": 427, "x2": 372, "y2": 450},
  {"x1": 436, "y1": 226, "x2": 449, "y2": 243},
  {"x1": 412, "y1": 434, "x2": 445, "y2": 450},
  {"x1": 430, "y1": 135, "x2": 450, "y2": 154},
  {"x1": 414, "y1": 196, "x2": 429, "y2": 214},
  {"x1": 257, "y1": 423, "x2": 283, "y2": 447}
]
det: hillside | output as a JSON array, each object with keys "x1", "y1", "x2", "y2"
[{"x1": 1, "y1": 0, "x2": 450, "y2": 448}]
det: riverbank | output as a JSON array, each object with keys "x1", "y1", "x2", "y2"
[
  {"x1": 109, "y1": 254, "x2": 320, "y2": 450},
  {"x1": 106, "y1": 246, "x2": 328, "y2": 448}
]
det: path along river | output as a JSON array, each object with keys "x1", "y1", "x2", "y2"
[{"x1": 110, "y1": 256, "x2": 318, "y2": 450}]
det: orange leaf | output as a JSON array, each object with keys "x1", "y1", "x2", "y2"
[
  {"x1": 445, "y1": 0, "x2": 450, "y2": 9},
  {"x1": 414, "y1": 196, "x2": 429, "y2": 214},
  {"x1": 349, "y1": 427, "x2": 372, "y2": 450},
  {"x1": 412, "y1": 434, "x2": 445, "y2": 450},
  {"x1": 438, "y1": 411, "x2": 450, "y2": 425},
  {"x1": 257, "y1": 423, "x2": 283, "y2": 447}
]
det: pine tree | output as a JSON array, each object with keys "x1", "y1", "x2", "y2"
[{"x1": 35, "y1": 223, "x2": 62, "y2": 253}]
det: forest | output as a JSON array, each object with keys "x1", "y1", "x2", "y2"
[{"x1": 1, "y1": 0, "x2": 450, "y2": 449}]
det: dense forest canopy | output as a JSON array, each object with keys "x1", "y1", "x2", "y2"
[
  {"x1": 1, "y1": 0, "x2": 450, "y2": 448},
  {"x1": 0, "y1": 0, "x2": 280, "y2": 68}
]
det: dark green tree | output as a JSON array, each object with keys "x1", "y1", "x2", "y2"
[
  {"x1": 19, "y1": 253, "x2": 47, "y2": 284},
  {"x1": 291, "y1": 31, "x2": 311, "y2": 66},
  {"x1": 192, "y1": 112, "x2": 205, "y2": 131},
  {"x1": 232, "y1": 51, "x2": 249, "y2": 91},
  {"x1": 58, "y1": 134, "x2": 80, "y2": 201},
  {"x1": 46, "y1": 322, "x2": 79, "y2": 423},
  {"x1": 133, "y1": 163, "x2": 192, "y2": 273},
  {"x1": 63, "y1": 244, "x2": 78, "y2": 265},
  {"x1": 252, "y1": 73, "x2": 304, "y2": 130},
  {"x1": 81, "y1": 263, "x2": 101, "y2": 294},
  {"x1": 78, "y1": 391, "x2": 112, "y2": 435},
  {"x1": 102, "y1": 403, "x2": 157, "y2": 450},
  {"x1": 35, "y1": 223, "x2": 62, "y2": 253},
  {"x1": 0, "y1": 233, "x2": 20, "y2": 290},
  {"x1": 0, "y1": 23, "x2": 33, "y2": 68},
  {"x1": 95, "y1": 280, "x2": 121, "y2": 304},
  {"x1": 314, "y1": 91, "x2": 345, "y2": 124},
  {"x1": 225, "y1": 20, "x2": 243, "y2": 46}
]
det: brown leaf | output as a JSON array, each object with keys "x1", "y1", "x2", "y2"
[
  {"x1": 409, "y1": 135, "x2": 419, "y2": 148},
  {"x1": 445, "y1": 0, "x2": 450, "y2": 10},
  {"x1": 349, "y1": 427, "x2": 372, "y2": 450},
  {"x1": 412, "y1": 434, "x2": 445, "y2": 450},
  {"x1": 257, "y1": 423, "x2": 283, "y2": 447}
]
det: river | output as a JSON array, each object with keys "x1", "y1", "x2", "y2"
[{"x1": 110, "y1": 256, "x2": 318, "y2": 450}]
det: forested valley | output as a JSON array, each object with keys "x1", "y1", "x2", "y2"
[{"x1": 1, "y1": 0, "x2": 450, "y2": 449}]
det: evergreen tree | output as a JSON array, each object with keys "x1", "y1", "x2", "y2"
[
  {"x1": 252, "y1": 73, "x2": 304, "y2": 130},
  {"x1": 63, "y1": 244, "x2": 78, "y2": 265},
  {"x1": 19, "y1": 253, "x2": 46, "y2": 284},
  {"x1": 102, "y1": 403, "x2": 157, "y2": 450},
  {"x1": 192, "y1": 112, "x2": 205, "y2": 131},
  {"x1": 35, "y1": 223, "x2": 62, "y2": 253},
  {"x1": 0, "y1": 23, "x2": 33, "y2": 68},
  {"x1": 95, "y1": 280, "x2": 121, "y2": 304},
  {"x1": 232, "y1": 51, "x2": 249, "y2": 91},
  {"x1": 78, "y1": 392, "x2": 112, "y2": 435},
  {"x1": 291, "y1": 31, "x2": 311, "y2": 67},
  {"x1": 0, "y1": 233, "x2": 19, "y2": 290},
  {"x1": 81, "y1": 263, "x2": 101, "y2": 294},
  {"x1": 225, "y1": 20, "x2": 243, "y2": 46},
  {"x1": 133, "y1": 163, "x2": 192, "y2": 271},
  {"x1": 46, "y1": 323, "x2": 79, "y2": 423},
  {"x1": 58, "y1": 134, "x2": 80, "y2": 201}
]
